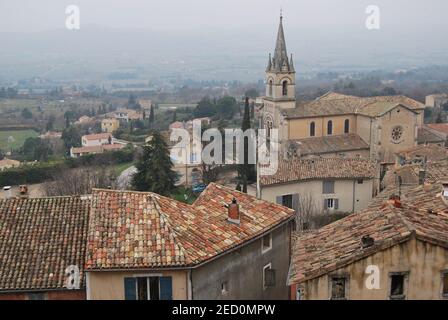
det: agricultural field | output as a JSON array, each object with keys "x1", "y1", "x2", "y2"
[{"x1": 0, "y1": 129, "x2": 38, "y2": 151}]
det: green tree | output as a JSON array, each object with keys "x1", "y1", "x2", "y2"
[
  {"x1": 61, "y1": 126, "x2": 81, "y2": 152},
  {"x1": 46, "y1": 114, "x2": 55, "y2": 132},
  {"x1": 149, "y1": 104, "x2": 155, "y2": 125},
  {"x1": 21, "y1": 108, "x2": 33, "y2": 119},
  {"x1": 194, "y1": 97, "x2": 215, "y2": 118},
  {"x1": 237, "y1": 97, "x2": 256, "y2": 193},
  {"x1": 22, "y1": 137, "x2": 52, "y2": 161},
  {"x1": 132, "y1": 130, "x2": 177, "y2": 195}
]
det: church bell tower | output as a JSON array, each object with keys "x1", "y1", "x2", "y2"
[{"x1": 264, "y1": 13, "x2": 296, "y2": 109}]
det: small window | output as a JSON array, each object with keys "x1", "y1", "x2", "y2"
[
  {"x1": 389, "y1": 273, "x2": 407, "y2": 300},
  {"x1": 323, "y1": 180, "x2": 335, "y2": 194},
  {"x1": 124, "y1": 276, "x2": 172, "y2": 300},
  {"x1": 357, "y1": 179, "x2": 364, "y2": 184},
  {"x1": 269, "y1": 80, "x2": 273, "y2": 96},
  {"x1": 261, "y1": 233, "x2": 272, "y2": 253},
  {"x1": 442, "y1": 271, "x2": 448, "y2": 298},
  {"x1": 282, "y1": 80, "x2": 288, "y2": 96},
  {"x1": 330, "y1": 276, "x2": 347, "y2": 300},
  {"x1": 263, "y1": 264, "x2": 276, "y2": 289},
  {"x1": 327, "y1": 120, "x2": 333, "y2": 135},
  {"x1": 324, "y1": 198, "x2": 339, "y2": 211},
  {"x1": 310, "y1": 122, "x2": 316, "y2": 137},
  {"x1": 282, "y1": 194, "x2": 293, "y2": 209},
  {"x1": 344, "y1": 119, "x2": 350, "y2": 133}
]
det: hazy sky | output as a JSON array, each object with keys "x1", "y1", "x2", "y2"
[{"x1": 1, "y1": 0, "x2": 447, "y2": 33}]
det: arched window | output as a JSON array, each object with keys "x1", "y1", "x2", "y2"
[
  {"x1": 310, "y1": 122, "x2": 315, "y2": 137},
  {"x1": 344, "y1": 119, "x2": 350, "y2": 134},
  {"x1": 282, "y1": 80, "x2": 288, "y2": 96},
  {"x1": 327, "y1": 120, "x2": 333, "y2": 135},
  {"x1": 269, "y1": 80, "x2": 273, "y2": 97}
]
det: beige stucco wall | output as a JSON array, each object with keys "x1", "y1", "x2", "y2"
[
  {"x1": 287, "y1": 115, "x2": 357, "y2": 140},
  {"x1": 378, "y1": 106, "x2": 417, "y2": 163},
  {"x1": 355, "y1": 115, "x2": 373, "y2": 145},
  {"x1": 298, "y1": 237, "x2": 448, "y2": 300},
  {"x1": 87, "y1": 270, "x2": 188, "y2": 300},
  {"x1": 261, "y1": 178, "x2": 374, "y2": 213}
]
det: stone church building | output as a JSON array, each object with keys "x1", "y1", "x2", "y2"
[{"x1": 262, "y1": 15, "x2": 427, "y2": 165}]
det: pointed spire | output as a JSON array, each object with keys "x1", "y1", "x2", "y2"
[
  {"x1": 266, "y1": 53, "x2": 272, "y2": 71},
  {"x1": 289, "y1": 53, "x2": 295, "y2": 72},
  {"x1": 273, "y1": 12, "x2": 290, "y2": 72}
]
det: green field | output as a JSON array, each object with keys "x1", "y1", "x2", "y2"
[{"x1": 0, "y1": 129, "x2": 39, "y2": 151}]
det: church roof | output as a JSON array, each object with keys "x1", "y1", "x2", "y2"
[
  {"x1": 289, "y1": 134, "x2": 370, "y2": 156},
  {"x1": 282, "y1": 92, "x2": 425, "y2": 119}
]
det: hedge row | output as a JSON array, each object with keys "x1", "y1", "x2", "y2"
[{"x1": 0, "y1": 149, "x2": 134, "y2": 186}]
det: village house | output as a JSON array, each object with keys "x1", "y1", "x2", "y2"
[
  {"x1": 85, "y1": 183, "x2": 294, "y2": 300},
  {"x1": 258, "y1": 158, "x2": 378, "y2": 217},
  {"x1": 76, "y1": 115, "x2": 94, "y2": 125},
  {"x1": 0, "y1": 158, "x2": 21, "y2": 171},
  {"x1": 111, "y1": 109, "x2": 143, "y2": 122},
  {"x1": 81, "y1": 132, "x2": 114, "y2": 147},
  {"x1": 70, "y1": 143, "x2": 125, "y2": 158},
  {"x1": 262, "y1": 15, "x2": 426, "y2": 167},
  {"x1": 101, "y1": 118, "x2": 120, "y2": 133},
  {"x1": 425, "y1": 93, "x2": 448, "y2": 108},
  {"x1": 0, "y1": 193, "x2": 89, "y2": 300},
  {"x1": 287, "y1": 177, "x2": 448, "y2": 300}
]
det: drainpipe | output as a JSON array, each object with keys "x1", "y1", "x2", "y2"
[
  {"x1": 187, "y1": 269, "x2": 193, "y2": 300},
  {"x1": 352, "y1": 180, "x2": 356, "y2": 213}
]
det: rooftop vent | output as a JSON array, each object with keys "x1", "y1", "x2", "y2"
[
  {"x1": 3, "y1": 186, "x2": 12, "y2": 199},
  {"x1": 361, "y1": 236, "x2": 375, "y2": 249}
]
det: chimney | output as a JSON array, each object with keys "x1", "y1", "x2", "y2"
[
  {"x1": 442, "y1": 181, "x2": 448, "y2": 199},
  {"x1": 418, "y1": 169, "x2": 426, "y2": 185},
  {"x1": 19, "y1": 185, "x2": 29, "y2": 199},
  {"x1": 388, "y1": 194, "x2": 402, "y2": 208},
  {"x1": 3, "y1": 186, "x2": 12, "y2": 199},
  {"x1": 227, "y1": 198, "x2": 240, "y2": 224}
]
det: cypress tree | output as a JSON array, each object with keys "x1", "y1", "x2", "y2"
[{"x1": 132, "y1": 130, "x2": 177, "y2": 195}]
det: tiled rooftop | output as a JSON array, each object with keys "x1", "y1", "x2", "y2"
[
  {"x1": 260, "y1": 158, "x2": 377, "y2": 186},
  {"x1": 0, "y1": 196, "x2": 90, "y2": 291},
  {"x1": 85, "y1": 183, "x2": 294, "y2": 270},
  {"x1": 282, "y1": 92, "x2": 424, "y2": 119},
  {"x1": 289, "y1": 134, "x2": 369, "y2": 156},
  {"x1": 288, "y1": 180, "x2": 448, "y2": 285}
]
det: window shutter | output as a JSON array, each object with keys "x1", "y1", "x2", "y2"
[
  {"x1": 292, "y1": 194, "x2": 300, "y2": 212},
  {"x1": 124, "y1": 277, "x2": 136, "y2": 300},
  {"x1": 323, "y1": 199, "x2": 328, "y2": 209},
  {"x1": 335, "y1": 199, "x2": 339, "y2": 210},
  {"x1": 265, "y1": 269, "x2": 276, "y2": 287},
  {"x1": 160, "y1": 276, "x2": 173, "y2": 300},
  {"x1": 276, "y1": 196, "x2": 283, "y2": 205}
]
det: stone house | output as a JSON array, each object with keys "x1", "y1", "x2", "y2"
[
  {"x1": 288, "y1": 177, "x2": 448, "y2": 300},
  {"x1": 258, "y1": 158, "x2": 379, "y2": 217},
  {"x1": 85, "y1": 183, "x2": 295, "y2": 300}
]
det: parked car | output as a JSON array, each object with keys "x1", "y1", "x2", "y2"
[{"x1": 192, "y1": 183, "x2": 207, "y2": 193}]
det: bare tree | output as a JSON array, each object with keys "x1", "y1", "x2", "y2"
[
  {"x1": 44, "y1": 167, "x2": 113, "y2": 196},
  {"x1": 295, "y1": 193, "x2": 319, "y2": 232}
]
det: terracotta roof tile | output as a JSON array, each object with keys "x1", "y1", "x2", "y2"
[
  {"x1": 86, "y1": 183, "x2": 294, "y2": 270},
  {"x1": 260, "y1": 158, "x2": 377, "y2": 186},
  {"x1": 283, "y1": 93, "x2": 424, "y2": 119},
  {"x1": 289, "y1": 134, "x2": 369, "y2": 156},
  {"x1": 0, "y1": 196, "x2": 90, "y2": 291},
  {"x1": 289, "y1": 181, "x2": 448, "y2": 285}
]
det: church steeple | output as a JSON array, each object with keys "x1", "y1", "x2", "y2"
[{"x1": 268, "y1": 13, "x2": 292, "y2": 72}]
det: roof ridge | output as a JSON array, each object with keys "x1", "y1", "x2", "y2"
[{"x1": 147, "y1": 195, "x2": 193, "y2": 265}]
